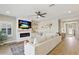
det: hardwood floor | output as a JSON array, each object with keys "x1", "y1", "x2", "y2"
[{"x1": 48, "y1": 36, "x2": 79, "y2": 55}]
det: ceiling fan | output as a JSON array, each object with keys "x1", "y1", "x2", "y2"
[
  {"x1": 49, "y1": 4, "x2": 55, "y2": 7},
  {"x1": 28, "y1": 4, "x2": 55, "y2": 19},
  {"x1": 35, "y1": 11, "x2": 47, "y2": 18}
]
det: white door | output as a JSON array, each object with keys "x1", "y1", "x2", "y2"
[{"x1": 66, "y1": 23, "x2": 76, "y2": 36}]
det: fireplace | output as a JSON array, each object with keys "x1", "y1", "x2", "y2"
[{"x1": 20, "y1": 33, "x2": 30, "y2": 38}]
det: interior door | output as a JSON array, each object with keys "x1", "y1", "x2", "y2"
[{"x1": 66, "y1": 23, "x2": 76, "y2": 36}]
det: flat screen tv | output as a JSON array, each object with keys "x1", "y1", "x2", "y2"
[{"x1": 18, "y1": 20, "x2": 31, "y2": 29}]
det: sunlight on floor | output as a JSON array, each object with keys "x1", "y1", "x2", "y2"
[
  {"x1": 48, "y1": 36, "x2": 79, "y2": 55},
  {"x1": 65, "y1": 36, "x2": 77, "y2": 48}
]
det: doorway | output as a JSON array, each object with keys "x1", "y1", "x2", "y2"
[{"x1": 66, "y1": 23, "x2": 76, "y2": 37}]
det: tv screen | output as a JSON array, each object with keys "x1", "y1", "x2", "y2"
[{"x1": 18, "y1": 20, "x2": 31, "y2": 29}]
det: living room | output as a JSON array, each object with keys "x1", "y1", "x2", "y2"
[{"x1": 0, "y1": 4, "x2": 79, "y2": 55}]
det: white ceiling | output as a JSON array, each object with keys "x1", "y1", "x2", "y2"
[{"x1": 0, "y1": 4, "x2": 79, "y2": 20}]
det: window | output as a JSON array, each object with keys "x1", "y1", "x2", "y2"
[
  {"x1": 8, "y1": 28, "x2": 11, "y2": 35},
  {"x1": 2, "y1": 28, "x2": 6, "y2": 34},
  {"x1": 1, "y1": 23, "x2": 12, "y2": 37}
]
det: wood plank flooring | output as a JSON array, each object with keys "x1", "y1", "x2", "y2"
[{"x1": 48, "y1": 36, "x2": 79, "y2": 55}]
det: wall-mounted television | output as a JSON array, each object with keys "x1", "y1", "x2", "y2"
[{"x1": 18, "y1": 20, "x2": 31, "y2": 29}]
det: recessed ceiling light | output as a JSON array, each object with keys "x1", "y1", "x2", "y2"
[
  {"x1": 68, "y1": 11, "x2": 71, "y2": 14},
  {"x1": 5, "y1": 11, "x2": 10, "y2": 14}
]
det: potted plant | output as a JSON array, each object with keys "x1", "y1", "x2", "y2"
[{"x1": 0, "y1": 31, "x2": 7, "y2": 44}]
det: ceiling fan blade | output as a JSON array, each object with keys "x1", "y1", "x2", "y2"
[
  {"x1": 35, "y1": 11, "x2": 46, "y2": 18},
  {"x1": 41, "y1": 13, "x2": 47, "y2": 15},
  {"x1": 49, "y1": 4, "x2": 55, "y2": 7},
  {"x1": 40, "y1": 15, "x2": 45, "y2": 17}
]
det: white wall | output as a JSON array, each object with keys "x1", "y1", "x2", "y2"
[
  {"x1": 37, "y1": 19, "x2": 58, "y2": 37},
  {"x1": 0, "y1": 14, "x2": 16, "y2": 41},
  {"x1": 31, "y1": 19, "x2": 59, "y2": 43}
]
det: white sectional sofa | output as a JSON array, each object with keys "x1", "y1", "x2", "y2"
[{"x1": 35, "y1": 35, "x2": 61, "y2": 55}]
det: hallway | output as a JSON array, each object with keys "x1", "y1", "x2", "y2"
[{"x1": 48, "y1": 36, "x2": 79, "y2": 55}]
